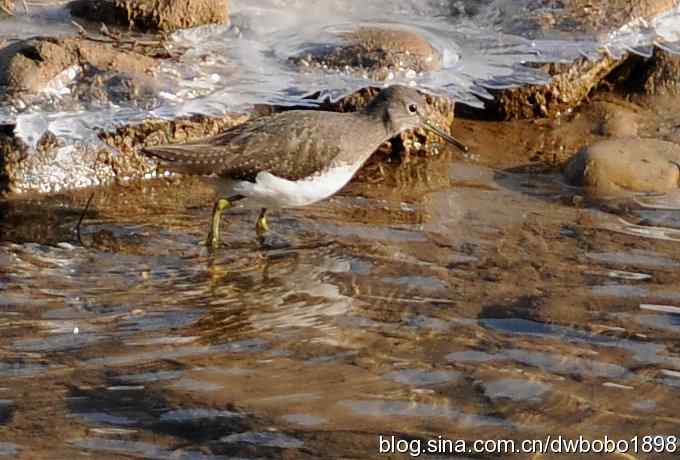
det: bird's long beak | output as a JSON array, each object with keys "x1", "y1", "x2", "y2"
[{"x1": 419, "y1": 116, "x2": 469, "y2": 153}]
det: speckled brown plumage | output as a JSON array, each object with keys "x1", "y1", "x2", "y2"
[{"x1": 142, "y1": 86, "x2": 440, "y2": 182}]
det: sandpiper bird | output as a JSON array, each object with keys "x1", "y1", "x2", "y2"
[{"x1": 142, "y1": 85, "x2": 468, "y2": 248}]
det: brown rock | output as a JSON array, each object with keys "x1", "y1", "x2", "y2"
[
  {"x1": 642, "y1": 49, "x2": 680, "y2": 96},
  {"x1": 500, "y1": 0, "x2": 676, "y2": 38},
  {"x1": 564, "y1": 138, "x2": 680, "y2": 197},
  {"x1": 291, "y1": 25, "x2": 441, "y2": 81},
  {"x1": 0, "y1": 0, "x2": 13, "y2": 16},
  {"x1": 0, "y1": 112, "x2": 249, "y2": 195},
  {"x1": 476, "y1": 0, "x2": 677, "y2": 119},
  {"x1": 68, "y1": 0, "x2": 229, "y2": 33},
  {"x1": 0, "y1": 38, "x2": 77, "y2": 94},
  {"x1": 483, "y1": 56, "x2": 623, "y2": 120},
  {"x1": 0, "y1": 37, "x2": 156, "y2": 98}
]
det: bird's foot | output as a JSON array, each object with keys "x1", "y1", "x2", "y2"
[
  {"x1": 255, "y1": 209, "x2": 269, "y2": 237},
  {"x1": 205, "y1": 198, "x2": 232, "y2": 249},
  {"x1": 255, "y1": 217, "x2": 269, "y2": 236}
]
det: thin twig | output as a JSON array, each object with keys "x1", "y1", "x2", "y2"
[
  {"x1": 72, "y1": 19, "x2": 164, "y2": 50},
  {"x1": 71, "y1": 19, "x2": 87, "y2": 35},
  {"x1": 100, "y1": 23, "x2": 118, "y2": 40},
  {"x1": 20, "y1": 0, "x2": 27, "y2": 14},
  {"x1": 75, "y1": 191, "x2": 95, "y2": 247}
]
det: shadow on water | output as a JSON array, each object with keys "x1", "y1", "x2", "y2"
[{"x1": 0, "y1": 401, "x2": 14, "y2": 426}]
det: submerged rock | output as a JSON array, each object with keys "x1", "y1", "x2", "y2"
[
  {"x1": 68, "y1": 0, "x2": 229, "y2": 33},
  {"x1": 290, "y1": 25, "x2": 442, "y2": 81},
  {"x1": 564, "y1": 138, "x2": 680, "y2": 197}
]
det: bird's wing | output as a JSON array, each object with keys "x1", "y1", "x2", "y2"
[{"x1": 142, "y1": 111, "x2": 347, "y2": 180}]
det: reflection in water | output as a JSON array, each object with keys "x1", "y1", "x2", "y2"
[
  {"x1": 2, "y1": 161, "x2": 680, "y2": 457},
  {"x1": 220, "y1": 431, "x2": 304, "y2": 448},
  {"x1": 483, "y1": 378, "x2": 550, "y2": 402},
  {"x1": 72, "y1": 438, "x2": 227, "y2": 460},
  {"x1": 338, "y1": 399, "x2": 511, "y2": 428},
  {"x1": 0, "y1": 443, "x2": 19, "y2": 457}
]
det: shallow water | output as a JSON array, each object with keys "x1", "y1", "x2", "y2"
[{"x1": 2, "y1": 160, "x2": 680, "y2": 458}]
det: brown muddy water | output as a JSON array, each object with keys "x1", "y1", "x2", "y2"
[{"x1": 3, "y1": 101, "x2": 680, "y2": 459}]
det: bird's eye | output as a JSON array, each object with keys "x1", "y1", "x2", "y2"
[{"x1": 408, "y1": 104, "x2": 418, "y2": 114}]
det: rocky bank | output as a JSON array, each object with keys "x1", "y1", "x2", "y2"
[{"x1": 0, "y1": 0, "x2": 680, "y2": 199}]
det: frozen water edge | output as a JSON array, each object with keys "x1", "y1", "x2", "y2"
[{"x1": 1, "y1": 0, "x2": 680, "y2": 193}]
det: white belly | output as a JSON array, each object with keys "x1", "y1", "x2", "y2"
[{"x1": 206, "y1": 163, "x2": 360, "y2": 209}]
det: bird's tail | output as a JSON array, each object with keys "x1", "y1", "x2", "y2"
[{"x1": 142, "y1": 143, "x2": 227, "y2": 175}]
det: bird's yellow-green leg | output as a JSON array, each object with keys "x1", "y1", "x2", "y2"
[
  {"x1": 206, "y1": 198, "x2": 232, "y2": 249},
  {"x1": 255, "y1": 208, "x2": 269, "y2": 236}
]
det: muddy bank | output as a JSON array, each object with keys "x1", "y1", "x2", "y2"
[
  {"x1": 451, "y1": 89, "x2": 680, "y2": 188},
  {"x1": 68, "y1": 0, "x2": 229, "y2": 32}
]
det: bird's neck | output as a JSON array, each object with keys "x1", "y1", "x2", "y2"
[{"x1": 335, "y1": 112, "x2": 393, "y2": 165}]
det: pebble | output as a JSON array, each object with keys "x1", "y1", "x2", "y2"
[{"x1": 564, "y1": 138, "x2": 680, "y2": 197}]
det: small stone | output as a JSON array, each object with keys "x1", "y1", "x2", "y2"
[{"x1": 564, "y1": 138, "x2": 680, "y2": 198}]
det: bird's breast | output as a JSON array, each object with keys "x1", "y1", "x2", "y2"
[{"x1": 233, "y1": 162, "x2": 362, "y2": 208}]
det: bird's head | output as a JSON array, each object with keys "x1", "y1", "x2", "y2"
[{"x1": 364, "y1": 85, "x2": 468, "y2": 152}]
